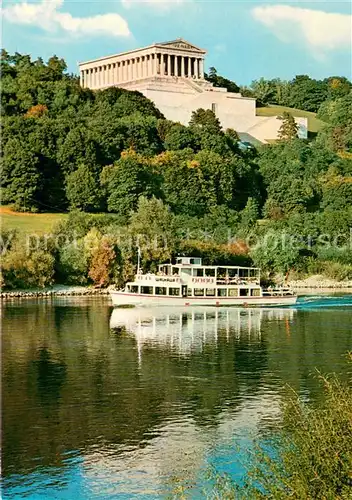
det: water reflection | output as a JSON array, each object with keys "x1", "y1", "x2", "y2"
[
  {"x1": 110, "y1": 306, "x2": 296, "y2": 358},
  {"x1": 2, "y1": 298, "x2": 352, "y2": 499}
]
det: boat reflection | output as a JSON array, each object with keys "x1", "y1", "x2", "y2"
[{"x1": 110, "y1": 306, "x2": 297, "y2": 357}]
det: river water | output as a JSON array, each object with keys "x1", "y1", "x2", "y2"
[{"x1": 2, "y1": 296, "x2": 352, "y2": 498}]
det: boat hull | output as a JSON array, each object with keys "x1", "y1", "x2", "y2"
[{"x1": 109, "y1": 291, "x2": 298, "y2": 307}]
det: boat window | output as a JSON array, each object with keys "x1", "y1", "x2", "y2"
[
  {"x1": 187, "y1": 288, "x2": 193, "y2": 297},
  {"x1": 130, "y1": 285, "x2": 139, "y2": 294},
  {"x1": 181, "y1": 268, "x2": 192, "y2": 276},
  {"x1": 228, "y1": 288, "x2": 238, "y2": 297},
  {"x1": 240, "y1": 288, "x2": 249, "y2": 296},
  {"x1": 206, "y1": 288, "x2": 215, "y2": 296},
  {"x1": 239, "y1": 269, "x2": 249, "y2": 278},
  {"x1": 217, "y1": 268, "x2": 227, "y2": 278},
  {"x1": 169, "y1": 287, "x2": 180, "y2": 296},
  {"x1": 156, "y1": 287, "x2": 167, "y2": 295},
  {"x1": 205, "y1": 268, "x2": 215, "y2": 277},
  {"x1": 217, "y1": 288, "x2": 227, "y2": 297},
  {"x1": 194, "y1": 288, "x2": 204, "y2": 296},
  {"x1": 251, "y1": 288, "x2": 260, "y2": 296},
  {"x1": 228, "y1": 269, "x2": 239, "y2": 278},
  {"x1": 171, "y1": 267, "x2": 179, "y2": 275},
  {"x1": 193, "y1": 268, "x2": 204, "y2": 277},
  {"x1": 141, "y1": 286, "x2": 153, "y2": 294}
]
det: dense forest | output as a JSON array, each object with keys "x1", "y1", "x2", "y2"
[{"x1": 1, "y1": 50, "x2": 351, "y2": 289}]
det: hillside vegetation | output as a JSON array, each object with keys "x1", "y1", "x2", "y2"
[
  {"x1": 1, "y1": 50, "x2": 351, "y2": 289},
  {"x1": 256, "y1": 105, "x2": 324, "y2": 135}
]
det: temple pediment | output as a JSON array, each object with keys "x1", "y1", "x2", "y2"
[{"x1": 156, "y1": 39, "x2": 206, "y2": 53}]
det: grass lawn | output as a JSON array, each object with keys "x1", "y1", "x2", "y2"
[
  {"x1": 256, "y1": 105, "x2": 325, "y2": 134},
  {"x1": 1, "y1": 206, "x2": 68, "y2": 236}
]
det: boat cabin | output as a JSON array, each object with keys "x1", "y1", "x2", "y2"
[{"x1": 125, "y1": 257, "x2": 263, "y2": 299}]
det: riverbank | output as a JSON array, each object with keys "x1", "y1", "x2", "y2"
[
  {"x1": 1, "y1": 279, "x2": 351, "y2": 300},
  {"x1": 0, "y1": 285, "x2": 110, "y2": 299},
  {"x1": 288, "y1": 274, "x2": 352, "y2": 289}
]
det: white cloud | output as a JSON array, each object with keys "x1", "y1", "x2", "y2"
[
  {"x1": 121, "y1": 0, "x2": 186, "y2": 11},
  {"x1": 252, "y1": 5, "x2": 351, "y2": 56},
  {"x1": 2, "y1": 0, "x2": 131, "y2": 38}
]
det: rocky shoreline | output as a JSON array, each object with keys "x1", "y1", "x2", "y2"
[
  {"x1": 287, "y1": 274, "x2": 352, "y2": 290},
  {"x1": 0, "y1": 286, "x2": 110, "y2": 299}
]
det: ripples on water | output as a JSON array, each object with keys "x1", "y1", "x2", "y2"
[{"x1": 2, "y1": 295, "x2": 352, "y2": 498}]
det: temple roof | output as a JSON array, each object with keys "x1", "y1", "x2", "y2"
[{"x1": 155, "y1": 38, "x2": 206, "y2": 54}]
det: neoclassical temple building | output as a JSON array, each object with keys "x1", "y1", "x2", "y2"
[{"x1": 79, "y1": 39, "x2": 307, "y2": 144}]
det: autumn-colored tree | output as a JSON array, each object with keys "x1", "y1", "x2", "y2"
[
  {"x1": 24, "y1": 104, "x2": 48, "y2": 118},
  {"x1": 277, "y1": 112, "x2": 299, "y2": 141},
  {"x1": 88, "y1": 237, "x2": 116, "y2": 287}
]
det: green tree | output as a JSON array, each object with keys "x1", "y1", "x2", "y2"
[
  {"x1": 102, "y1": 152, "x2": 159, "y2": 216},
  {"x1": 1, "y1": 137, "x2": 41, "y2": 211},
  {"x1": 2, "y1": 244, "x2": 55, "y2": 288},
  {"x1": 66, "y1": 164, "x2": 103, "y2": 212},
  {"x1": 250, "y1": 77, "x2": 277, "y2": 105},
  {"x1": 56, "y1": 241, "x2": 89, "y2": 285},
  {"x1": 129, "y1": 196, "x2": 176, "y2": 268},
  {"x1": 205, "y1": 67, "x2": 240, "y2": 93},
  {"x1": 189, "y1": 108, "x2": 222, "y2": 133},
  {"x1": 317, "y1": 93, "x2": 352, "y2": 152},
  {"x1": 286, "y1": 75, "x2": 328, "y2": 112},
  {"x1": 277, "y1": 112, "x2": 299, "y2": 140},
  {"x1": 164, "y1": 123, "x2": 199, "y2": 151},
  {"x1": 240, "y1": 197, "x2": 260, "y2": 228}
]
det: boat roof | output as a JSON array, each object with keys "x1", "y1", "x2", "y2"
[{"x1": 159, "y1": 263, "x2": 260, "y2": 270}]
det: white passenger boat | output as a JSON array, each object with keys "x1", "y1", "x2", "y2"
[{"x1": 110, "y1": 256, "x2": 297, "y2": 307}]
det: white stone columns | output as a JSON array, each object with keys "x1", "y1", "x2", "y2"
[
  {"x1": 175, "y1": 55, "x2": 178, "y2": 77},
  {"x1": 181, "y1": 56, "x2": 185, "y2": 77},
  {"x1": 187, "y1": 57, "x2": 191, "y2": 78},
  {"x1": 167, "y1": 54, "x2": 171, "y2": 76},
  {"x1": 115, "y1": 62, "x2": 121, "y2": 83},
  {"x1": 160, "y1": 53, "x2": 164, "y2": 76},
  {"x1": 149, "y1": 55, "x2": 152, "y2": 76},
  {"x1": 199, "y1": 59, "x2": 204, "y2": 79}
]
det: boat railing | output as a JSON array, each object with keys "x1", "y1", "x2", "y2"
[
  {"x1": 263, "y1": 287, "x2": 295, "y2": 296},
  {"x1": 136, "y1": 274, "x2": 181, "y2": 284},
  {"x1": 216, "y1": 278, "x2": 260, "y2": 286}
]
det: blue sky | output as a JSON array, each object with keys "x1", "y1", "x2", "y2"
[{"x1": 2, "y1": 0, "x2": 352, "y2": 85}]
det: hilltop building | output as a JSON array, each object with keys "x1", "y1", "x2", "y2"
[{"x1": 79, "y1": 39, "x2": 307, "y2": 144}]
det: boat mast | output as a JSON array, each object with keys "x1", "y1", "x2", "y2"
[{"x1": 137, "y1": 246, "x2": 141, "y2": 275}]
